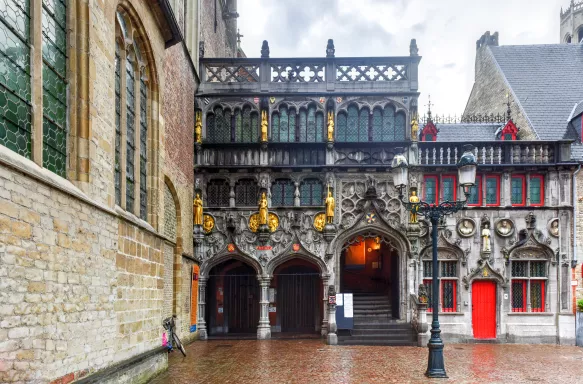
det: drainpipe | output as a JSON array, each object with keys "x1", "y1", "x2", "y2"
[{"x1": 573, "y1": 164, "x2": 581, "y2": 269}]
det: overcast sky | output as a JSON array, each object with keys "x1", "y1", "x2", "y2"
[{"x1": 237, "y1": 0, "x2": 566, "y2": 116}]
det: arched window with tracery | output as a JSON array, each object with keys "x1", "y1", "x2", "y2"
[
  {"x1": 371, "y1": 105, "x2": 405, "y2": 141},
  {"x1": 115, "y1": 8, "x2": 154, "y2": 221},
  {"x1": 300, "y1": 178, "x2": 323, "y2": 206},
  {"x1": 235, "y1": 178, "x2": 258, "y2": 206},
  {"x1": 271, "y1": 105, "x2": 295, "y2": 142},
  {"x1": 298, "y1": 104, "x2": 324, "y2": 142},
  {"x1": 271, "y1": 179, "x2": 295, "y2": 206},
  {"x1": 336, "y1": 105, "x2": 368, "y2": 142},
  {"x1": 207, "y1": 179, "x2": 230, "y2": 207},
  {"x1": 206, "y1": 105, "x2": 258, "y2": 143}
]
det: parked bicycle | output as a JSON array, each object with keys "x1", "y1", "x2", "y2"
[{"x1": 163, "y1": 315, "x2": 186, "y2": 356}]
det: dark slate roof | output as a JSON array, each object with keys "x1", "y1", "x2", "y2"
[
  {"x1": 489, "y1": 44, "x2": 583, "y2": 141},
  {"x1": 431, "y1": 123, "x2": 501, "y2": 142},
  {"x1": 571, "y1": 100, "x2": 583, "y2": 120}
]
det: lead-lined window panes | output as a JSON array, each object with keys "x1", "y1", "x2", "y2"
[
  {"x1": 114, "y1": 42, "x2": 121, "y2": 205},
  {"x1": 271, "y1": 179, "x2": 295, "y2": 206},
  {"x1": 42, "y1": 0, "x2": 67, "y2": 177},
  {"x1": 125, "y1": 58, "x2": 136, "y2": 213},
  {"x1": 139, "y1": 76, "x2": 147, "y2": 220},
  {"x1": 207, "y1": 179, "x2": 230, "y2": 207},
  {"x1": 235, "y1": 179, "x2": 257, "y2": 206},
  {"x1": 300, "y1": 179, "x2": 323, "y2": 206},
  {"x1": 0, "y1": 0, "x2": 32, "y2": 159},
  {"x1": 511, "y1": 260, "x2": 546, "y2": 313},
  {"x1": 423, "y1": 260, "x2": 458, "y2": 312}
]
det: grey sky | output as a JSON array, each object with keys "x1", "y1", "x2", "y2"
[{"x1": 238, "y1": 0, "x2": 566, "y2": 116}]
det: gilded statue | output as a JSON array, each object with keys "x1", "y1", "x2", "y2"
[
  {"x1": 411, "y1": 115, "x2": 419, "y2": 142},
  {"x1": 409, "y1": 190, "x2": 420, "y2": 223},
  {"x1": 259, "y1": 192, "x2": 268, "y2": 225},
  {"x1": 327, "y1": 110, "x2": 334, "y2": 142},
  {"x1": 193, "y1": 193, "x2": 203, "y2": 226},
  {"x1": 325, "y1": 188, "x2": 335, "y2": 224},
  {"x1": 268, "y1": 213, "x2": 279, "y2": 232},
  {"x1": 195, "y1": 111, "x2": 202, "y2": 144},
  {"x1": 314, "y1": 213, "x2": 326, "y2": 232},
  {"x1": 203, "y1": 214, "x2": 214, "y2": 233},
  {"x1": 482, "y1": 223, "x2": 491, "y2": 252},
  {"x1": 261, "y1": 110, "x2": 268, "y2": 142}
]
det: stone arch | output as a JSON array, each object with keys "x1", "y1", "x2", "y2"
[
  {"x1": 162, "y1": 177, "x2": 183, "y2": 317},
  {"x1": 266, "y1": 246, "x2": 329, "y2": 277},
  {"x1": 462, "y1": 261, "x2": 507, "y2": 290},
  {"x1": 200, "y1": 252, "x2": 263, "y2": 278}
]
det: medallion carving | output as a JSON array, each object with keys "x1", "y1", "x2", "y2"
[
  {"x1": 548, "y1": 218, "x2": 559, "y2": 237},
  {"x1": 495, "y1": 219, "x2": 514, "y2": 237},
  {"x1": 203, "y1": 214, "x2": 215, "y2": 234},
  {"x1": 457, "y1": 218, "x2": 476, "y2": 237},
  {"x1": 249, "y1": 212, "x2": 279, "y2": 232},
  {"x1": 314, "y1": 213, "x2": 326, "y2": 232}
]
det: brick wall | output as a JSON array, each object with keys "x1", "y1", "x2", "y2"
[
  {"x1": 200, "y1": 0, "x2": 237, "y2": 58},
  {"x1": 464, "y1": 45, "x2": 537, "y2": 140}
]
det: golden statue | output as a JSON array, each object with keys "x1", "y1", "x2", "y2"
[
  {"x1": 409, "y1": 190, "x2": 420, "y2": 223},
  {"x1": 203, "y1": 214, "x2": 215, "y2": 233},
  {"x1": 268, "y1": 213, "x2": 279, "y2": 232},
  {"x1": 259, "y1": 192, "x2": 268, "y2": 225},
  {"x1": 327, "y1": 110, "x2": 334, "y2": 142},
  {"x1": 195, "y1": 111, "x2": 202, "y2": 144},
  {"x1": 411, "y1": 115, "x2": 419, "y2": 142},
  {"x1": 325, "y1": 188, "x2": 335, "y2": 224},
  {"x1": 314, "y1": 213, "x2": 326, "y2": 232},
  {"x1": 193, "y1": 193, "x2": 203, "y2": 226},
  {"x1": 261, "y1": 110, "x2": 268, "y2": 142}
]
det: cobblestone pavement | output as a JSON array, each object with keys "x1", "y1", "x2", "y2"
[{"x1": 149, "y1": 340, "x2": 583, "y2": 384}]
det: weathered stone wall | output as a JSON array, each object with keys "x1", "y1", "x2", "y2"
[
  {"x1": 575, "y1": 171, "x2": 583, "y2": 302},
  {"x1": 200, "y1": 0, "x2": 238, "y2": 58},
  {"x1": 464, "y1": 45, "x2": 537, "y2": 140}
]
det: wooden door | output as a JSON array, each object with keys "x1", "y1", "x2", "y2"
[
  {"x1": 278, "y1": 266, "x2": 319, "y2": 333},
  {"x1": 472, "y1": 280, "x2": 497, "y2": 339},
  {"x1": 225, "y1": 267, "x2": 259, "y2": 333}
]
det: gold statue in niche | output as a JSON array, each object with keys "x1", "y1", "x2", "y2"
[
  {"x1": 411, "y1": 114, "x2": 419, "y2": 142},
  {"x1": 327, "y1": 110, "x2": 334, "y2": 142},
  {"x1": 314, "y1": 213, "x2": 326, "y2": 232},
  {"x1": 195, "y1": 111, "x2": 202, "y2": 144},
  {"x1": 193, "y1": 193, "x2": 203, "y2": 226},
  {"x1": 268, "y1": 213, "x2": 279, "y2": 232},
  {"x1": 249, "y1": 212, "x2": 278, "y2": 232},
  {"x1": 325, "y1": 187, "x2": 335, "y2": 224},
  {"x1": 261, "y1": 110, "x2": 268, "y2": 142},
  {"x1": 203, "y1": 214, "x2": 215, "y2": 233},
  {"x1": 409, "y1": 190, "x2": 419, "y2": 223},
  {"x1": 259, "y1": 192, "x2": 268, "y2": 225}
]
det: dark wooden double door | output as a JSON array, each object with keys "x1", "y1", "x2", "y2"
[{"x1": 277, "y1": 266, "x2": 319, "y2": 333}]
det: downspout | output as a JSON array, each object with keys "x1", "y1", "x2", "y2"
[{"x1": 573, "y1": 164, "x2": 581, "y2": 269}]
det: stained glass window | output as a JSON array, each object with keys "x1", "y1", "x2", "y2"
[
  {"x1": 442, "y1": 176, "x2": 455, "y2": 201},
  {"x1": 299, "y1": 179, "x2": 323, "y2": 206},
  {"x1": 346, "y1": 105, "x2": 359, "y2": 142},
  {"x1": 0, "y1": 0, "x2": 32, "y2": 159},
  {"x1": 42, "y1": 0, "x2": 67, "y2": 177},
  {"x1": 231, "y1": 106, "x2": 257, "y2": 143},
  {"x1": 424, "y1": 176, "x2": 437, "y2": 204},
  {"x1": 139, "y1": 76, "x2": 147, "y2": 220},
  {"x1": 359, "y1": 108, "x2": 369, "y2": 142},
  {"x1": 485, "y1": 176, "x2": 499, "y2": 205},
  {"x1": 423, "y1": 261, "x2": 458, "y2": 312},
  {"x1": 271, "y1": 179, "x2": 294, "y2": 206},
  {"x1": 336, "y1": 112, "x2": 347, "y2": 142},
  {"x1": 395, "y1": 112, "x2": 406, "y2": 140},
  {"x1": 441, "y1": 280, "x2": 456, "y2": 312},
  {"x1": 468, "y1": 175, "x2": 481, "y2": 206},
  {"x1": 511, "y1": 261, "x2": 527, "y2": 277},
  {"x1": 272, "y1": 106, "x2": 294, "y2": 142},
  {"x1": 207, "y1": 107, "x2": 231, "y2": 143},
  {"x1": 114, "y1": 43, "x2": 121, "y2": 205},
  {"x1": 372, "y1": 108, "x2": 383, "y2": 142},
  {"x1": 511, "y1": 176, "x2": 524, "y2": 205},
  {"x1": 298, "y1": 109, "x2": 307, "y2": 142},
  {"x1": 125, "y1": 58, "x2": 136, "y2": 213},
  {"x1": 207, "y1": 179, "x2": 230, "y2": 207},
  {"x1": 235, "y1": 179, "x2": 257, "y2": 206},
  {"x1": 511, "y1": 260, "x2": 546, "y2": 313},
  {"x1": 530, "y1": 281, "x2": 544, "y2": 312},
  {"x1": 530, "y1": 176, "x2": 542, "y2": 205}
]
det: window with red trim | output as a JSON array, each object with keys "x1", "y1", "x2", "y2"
[
  {"x1": 467, "y1": 175, "x2": 482, "y2": 206},
  {"x1": 424, "y1": 176, "x2": 439, "y2": 205},
  {"x1": 529, "y1": 175, "x2": 544, "y2": 206},
  {"x1": 420, "y1": 121, "x2": 438, "y2": 142},
  {"x1": 442, "y1": 175, "x2": 457, "y2": 202},
  {"x1": 423, "y1": 260, "x2": 458, "y2": 313},
  {"x1": 500, "y1": 119, "x2": 518, "y2": 140},
  {"x1": 485, "y1": 175, "x2": 500, "y2": 206},
  {"x1": 511, "y1": 260, "x2": 546, "y2": 313},
  {"x1": 511, "y1": 175, "x2": 526, "y2": 206}
]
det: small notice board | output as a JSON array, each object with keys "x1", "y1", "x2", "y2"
[{"x1": 335, "y1": 293, "x2": 354, "y2": 330}]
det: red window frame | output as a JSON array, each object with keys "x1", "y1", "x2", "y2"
[
  {"x1": 441, "y1": 175, "x2": 457, "y2": 202},
  {"x1": 511, "y1": 175, "x2": 526, "y2": 207},
  {"x1": 423, "y1": 175, "x2": 439, "y2": 205},
  {"x1": 511, "y1": 280, "x2": 527, "y2": 313},
  {"x1": 529, "y1": 174, "x2": 544, "y2": 207},
  {"x1": 441, "y1": 279, "x2": 457, "y2": 313},
  {"x1": 467, "y1": 175, "x2": 482, "y2": 206},
  {"x1": 485, "y1": 175, "x2": 500, "y2": 207},
  {"x1": 530, "y1": 280, "x2": 545, "y2": 313}
]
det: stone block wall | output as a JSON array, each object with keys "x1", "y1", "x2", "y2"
[
  {"x1": 575, "y1": 171, "x2": 583, "y2": 303},
  {"x1": 200, "y1": 0, "x2": 238, "y2": 58}
]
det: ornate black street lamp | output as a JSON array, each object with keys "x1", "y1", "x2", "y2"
[{"x1": 391, "y1": 145, "x2": 477, "y2": 378}]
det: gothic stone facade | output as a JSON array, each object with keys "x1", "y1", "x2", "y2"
[{"x1": 194, "y1": 40, "x2": 577, "y2": 345}]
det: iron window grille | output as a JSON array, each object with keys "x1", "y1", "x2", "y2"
[
  {"x1": 271, "y1": 179, "x2": 295, "y2": 206},
  {"x1": 511, "y1": 260, "x2": 546, "y2": 312},
  {"x1": 207, "y1": 179, "x2": 230, "y2": 207},
  {"x1": 299, "y1": 179, "x2": 323, "y2": 206},
  {"x1": 423, "y1": 260, "x2": 458, "y2": 313},
  {"x1": 235, "y1": 179, "x2": 258, "y2": 206}
]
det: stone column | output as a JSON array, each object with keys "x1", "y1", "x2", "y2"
[
  {"x1": 326, "y1": 285, "x2": 338, "y2": 345},
  {"x1": 257, "y1": 276, "x2": 272, "y2": 340},
  {"x1": 197, "y1": 277, "x2": 208, "y2": 340},
  {"x1": 321, "y1": 276, "x2": 329, "y2": 337}
]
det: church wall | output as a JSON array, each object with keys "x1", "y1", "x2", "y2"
[{"x1": 200, "y1": 0, "x2": 238, "y2": 58}]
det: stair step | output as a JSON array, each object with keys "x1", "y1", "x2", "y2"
[
  {"x1": 338, "y1": 339, "x2": 418, "y2": 346},
  {"x1": 350, "y1": 329, "x2": 417, "y2": 336},
  {"x1": 353, "y1": 324, "x2": 413, "y2": 330}
]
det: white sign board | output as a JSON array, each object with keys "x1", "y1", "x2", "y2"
[
  {"x1": 344, "y1": 293, "x2": 353, "y2": 318},
  {"x1": 336, "y1": 293, "x2": 343, "y2": 306}
]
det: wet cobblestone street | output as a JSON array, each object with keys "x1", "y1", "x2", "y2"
[{"x1": 148, "y1": 340, "x2": 583, "y2": 384}]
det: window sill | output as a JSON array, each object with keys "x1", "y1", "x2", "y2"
[
  {"x1": 427, "y1": 312, "x2": 464, "y2": 315},
  {"x1": 507, "y1": 312, "x2": 552, "y2": 316}
]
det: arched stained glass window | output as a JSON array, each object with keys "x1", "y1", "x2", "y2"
[
  {"x1": 336, "y1": 112, "x2": 347, "y2": 141},
  {"x1": 115, "y1": 42, "x2": 122, "y2": 205},
  {"x1": 125, "y1": 56, "x2": 136, "y2": 213},
  {"x1": 271, "y1": 179, "x2": 295, "y2": 206},
  {"x1": 272, "y1": 105, "x2": 292, "y2": 142},
  {"x1": 383, "y1": 106, "x2": 395, "y2": 141},
  {"x1": 299, "y1": 109, "x2": 307, "y2": 141},
  {"x1": 235, "y1": 106, "x2": 257, "y2": 143},
  {"x1": 297, "y1": 104, "x2": 323, "y2": 142},
  {"x1": 395, "y1": 112, "x2": 406, "y2": 140},
  {"x1": 372, "y1": 108, "x2": 383, "y2": 142},
  {"x1": 235, "y1": 179, "x2": 257, "y2": 206},
  {"x1": 358, "y1": 108, "x2": 369, "y2": 142},
  {"x1": 369, "y1": 105, "x2": 406, "y2": 141},
  {"x1": 207, "y1": 105, "x2": 258, "y2": 143},
  {"x1": 139, "y1": 75, "x2": 148, "y2": 220},
  {"x1": 300, "y1": 179, "x2": 323, "y2": 206},
  {"x1": 316, "y1": 112, "x2": 324, "y2": 141},
  {"x1": 207, "y1": 179, "x2": 230, "y2": 207},
  {"x1": 346, "y1": 105, "x2": 359, "y2": 142}
]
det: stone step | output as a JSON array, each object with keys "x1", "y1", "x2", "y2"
[
  {"x1": 353, "y1": 323, "x2": 412, "y2": 330},
  {"x1": 337, "y1": 338, "x2": 418, "y2": 347},
  {"x1": 353, "y1": 302, "x2": 392, "y2": 308},
  {"x1": 350, "y1": 329, "x2": 417, "y2": 336}
]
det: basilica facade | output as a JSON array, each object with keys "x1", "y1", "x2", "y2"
[{"x1": 193, "y1": 40, "x2": 578, "y2": 345}]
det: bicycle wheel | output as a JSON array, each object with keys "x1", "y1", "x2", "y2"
[{"x1": 173, "y1": 332, "x2": 186, "y2": 356}]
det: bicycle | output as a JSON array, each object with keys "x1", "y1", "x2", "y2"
[{"x1": 163, "y1": 315, "x2": 186, "y2": 356}]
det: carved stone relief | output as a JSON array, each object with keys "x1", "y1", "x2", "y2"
[{"x1": 495, "y1": 218, "x2": 514, "y2": 238}]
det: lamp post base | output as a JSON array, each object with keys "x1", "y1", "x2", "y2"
[{"x1": 425, "y1": 337, "x2": 448, "y2": 378}]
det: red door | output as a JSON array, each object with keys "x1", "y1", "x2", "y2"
[{"x1": 472, "y1": 281, "x2": 496, "y2": 339}]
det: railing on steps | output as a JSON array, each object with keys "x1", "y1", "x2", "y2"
[{"x1": 411, "y1": 294, "x2": 429, "y2": 347}]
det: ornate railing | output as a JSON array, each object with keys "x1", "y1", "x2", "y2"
[{"x1": 419, "y1": 113, "x2": 507, "y2": 125}]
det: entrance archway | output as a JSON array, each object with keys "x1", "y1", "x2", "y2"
[
  {"x1": 340, "y1": 235, "x2": 399, "y2": 318},
  {"x1": 272, "y1": 259, "x2": 322, "y2": 334},
  {"x1": 206, "y1": 259, "x2": 259, "y2": 335}
]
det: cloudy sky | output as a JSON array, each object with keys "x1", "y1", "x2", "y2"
[{"x1": 237, "y1": 0, "x2": 566, "y2": 116}]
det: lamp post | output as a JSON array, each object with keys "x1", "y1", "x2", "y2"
[{"x1": 391, "y1": 145, "x2": 477, "y2": 378}]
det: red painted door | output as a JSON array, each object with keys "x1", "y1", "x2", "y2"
[{"x1": 472, "y1": 281, "x2": 497, "y2": 339}]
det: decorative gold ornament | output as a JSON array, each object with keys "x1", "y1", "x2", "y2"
[
  {"x1": 193, "y1": 193, "x2": 203, "y2": 226},
  {"x1": 314, "y1": 213, "x2": 326, "y2": 232},
  {"x1": 195, "y1": 111, "x2": 202, "y2": 144},
  {"x1": 325, "y1": 186, "x2": 335, "y2": 224},
  {"x1": 411, "y1": 114, "x2": 419, "y2": 142},
  {"x1": 482, "y1": 268, "x2": 489, "y2": 277},
  {"x1": 258, "y1": 191, "x2": 268, "y2": 224},
  {"x1": 261, "y1": 110, "x2": 268, "y2": 142},
  {"x1": 269, "y1": 97, "x2": 276, "y2": 104},
  {"x1": 327, "y1": 110, "x2": 334, "y2": 142},
  {"x1": 409, "y1": 190, "x2": 419, "y2": 223},
  {"x1": 249, "y1": 212, "x2": 279, "y2": 232},
  {"x1": 203, "y1": 214, "x2": 214, "y2": 233}
]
